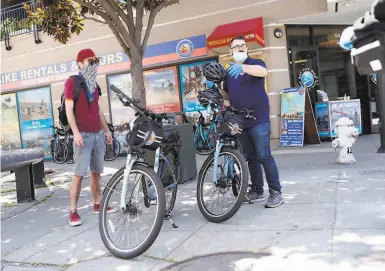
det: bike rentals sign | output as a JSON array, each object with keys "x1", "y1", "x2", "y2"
[{"x1": 280, "y1": 87, "x2": 306, "y2": 147}]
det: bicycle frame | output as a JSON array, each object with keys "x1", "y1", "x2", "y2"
[
  {"x1": 211, "y1": 139, "x2": 240, "y2": 185},
  {"x1": 119, "y1": 147, "x2": 162, "y2": 211}
]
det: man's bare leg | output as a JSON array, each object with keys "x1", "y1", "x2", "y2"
[
  {"x1": 70, "y1": 175, "x2": 83, "y2": 211},
  {"x1": 90, "y1": 172, "x2": 101, "y2": 205}
]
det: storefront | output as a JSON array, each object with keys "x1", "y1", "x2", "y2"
[
  {"x1": 0, "y1": 34, "x2": 220, "y2": 154},
  {"x1": 285, "y1": 25, "x2": 380, "y2": 136}
]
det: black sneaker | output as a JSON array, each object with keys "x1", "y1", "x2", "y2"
[
  {"x1": 244, "y1": 190, "x2": 265, "y2": 203},
  {"x1": 265, "y1": 189, "x2": 284, "y2": 208}
]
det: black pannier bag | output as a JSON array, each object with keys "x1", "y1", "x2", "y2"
[
  {"x1": 351, "y1": 14, "x2": 385, "y2": 75},
  {"x1": 126, "y1": 116, "x2": 164, "y2": 151},
  {"x1": 218, "y1": 111, "x2": 244, "y2": 137}
]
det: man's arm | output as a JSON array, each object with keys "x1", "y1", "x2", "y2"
[
  {"x1": 65, "y1": 99, "x2": 80, "y2": 136},
  {"x1": 242, "y1": 64, "x2": 267, "y2": 77}
]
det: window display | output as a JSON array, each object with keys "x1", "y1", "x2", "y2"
[{"x1": 1, "y1": 93, "x2": 22, "y2": 151}]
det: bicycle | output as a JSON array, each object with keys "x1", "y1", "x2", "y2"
[
  {"x1": 50, "y1": 126, "x2": 69, "y2": 164},
  {"x1": 104, "y1": 123, "x2": 121, "y2": 161},
  {"x1": 196, "y1": 90, "x2": 255, "y2": 223},
  {"x1": 99, "y1": 84, "x2": 181, "y2": 259},
  {"x1": 193, "y1": 110, "x2": 216, "y2": 155}
]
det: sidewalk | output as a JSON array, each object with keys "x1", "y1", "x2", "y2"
[{"x1": 1, "y1": 135, "x2": 385, "y2": 271}]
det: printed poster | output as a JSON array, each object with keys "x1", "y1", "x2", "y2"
[
  {"x1": 329, "y1": 100, "x2": 362, "y2": 137},
  {"x1": 179, "y1": 59, "x2": 216, "y2": 113},
  {"x1": 16, "y1": 87, "x2": 55, "y2": 158},
  {"x1": 107, "y1": 73, "x2": 135, "y2": 154},
  {"x1": 1, "y1": 93, "x2": 22, "y2": 150},
  {"x1": 315, "y1": 102, "x2": 331, "y2": 137},
  {"x1": 280, "y1": 86, "x2": 306, "y2": 147},
  {"x1": 144, "y1": 66, "x2": 181, "y2": 113}
]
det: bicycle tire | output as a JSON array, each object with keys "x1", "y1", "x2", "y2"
[
  {"x1": 66, "y1": 139, "x2": 75, "y2": 164},
  {"x1": 196, "y1": 147, "x2": 248, "y2": 223},
  {"x1": 160, "y1": 149, "x2": 180, "y2": 215},
  {"x1": 99, "y1": 164, "x2": 166, "y2": 259},
  {"x1": 104, "y1": 138, "x2": 120, "y2": 161},
  {"x1": 53, "y1": 142, "x2": 68, "y2": 164},
  {"x1": 194, "y1": 130, "x2": 216, "y2": 155}
]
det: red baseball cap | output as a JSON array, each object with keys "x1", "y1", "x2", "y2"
[{"x1": 76, "y1": 48, "x2": 98, "y2": 63}]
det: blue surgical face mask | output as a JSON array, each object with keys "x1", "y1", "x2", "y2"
[{"x1": 232, "y1": 52, "x2": 248, "y2": 63}]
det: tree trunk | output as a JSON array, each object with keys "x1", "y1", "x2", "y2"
[{"x1": 130, "y1": 56, "x2": 146, "y2": 108}]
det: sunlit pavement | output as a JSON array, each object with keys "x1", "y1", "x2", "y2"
[{"x1": 1, "y1": 135, "x2": 385, "y2": 271}]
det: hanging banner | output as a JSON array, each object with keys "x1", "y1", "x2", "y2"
[
  {"x1": 16, "y1": 87, "x2": 55, "y2": 158},
  {"x1": 1, "y1": 93, "x2": 22, "y2": 150},
  {"x1": 280, "y1": 86, "x2": 306, "y2": 147},
  {"x1": 315, "y1": 102, "x2": 331, "y2": 137},
  {"x1": 329, "y1": 99, "x2": 362, "y2": 137},
  {"x1": 144, "y1": 66, "x2": 181, "y2": 113}
]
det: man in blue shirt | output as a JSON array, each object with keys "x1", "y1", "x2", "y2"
[{"x1": 215, "y1": 36, "x2": 283, "y2": 208}]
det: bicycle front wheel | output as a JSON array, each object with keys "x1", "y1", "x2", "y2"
[
  {"x1": 197, "y1": 147, "x2": 248, "y2": 223},
  {"x1": 99, "y1": 164, "x2": 166, "y2": 259}
]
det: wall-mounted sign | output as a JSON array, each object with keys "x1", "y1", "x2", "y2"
[
  {"x1": 274, "y1": 28, "x2": 283, "y2": 38},
  {"x1": 1, "y1": 35, "x2": 208, "y2": 91},
  {"x1": 298, "y1": 68, "x2": 319, "y2": 88}
]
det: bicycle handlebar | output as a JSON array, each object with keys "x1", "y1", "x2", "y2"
[{"x1": 110, "y1": 84, "x2": 172, "y2": 122}]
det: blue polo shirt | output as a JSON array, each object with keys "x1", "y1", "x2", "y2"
[{"x1": 223, "y1": 57, "x2": 269, "y2": 128}]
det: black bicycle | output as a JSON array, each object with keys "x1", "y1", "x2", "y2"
[
  {"x1": 104, "y1": 123, "x2": 121, "y2": 161},
  {"x1": 99, "y1": 84, "x2": 182, "y2": 259}
]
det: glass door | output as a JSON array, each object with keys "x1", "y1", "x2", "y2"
[{"x1": 289, "y1": 47, "x2": 320, "y2": 104}]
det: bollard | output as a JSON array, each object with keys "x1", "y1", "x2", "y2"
[{"x1": 332, "y1": 117, "x2": 359, "y2": 164}]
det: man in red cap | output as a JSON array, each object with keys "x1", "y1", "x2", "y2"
[{"x1": 64, "y1": 48, "x2": 114, "y2": 226}]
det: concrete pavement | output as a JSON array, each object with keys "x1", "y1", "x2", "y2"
[{"x1": 1, "y1": 135, "x2": 385, "y2": 271}]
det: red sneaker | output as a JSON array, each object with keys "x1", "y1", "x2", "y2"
[
  {"x1": 93, "y1": 203, "x2": 117, "y2": 214},
  {"x1": 69, "y1": 210, "x2": 82, "y2": 227}
]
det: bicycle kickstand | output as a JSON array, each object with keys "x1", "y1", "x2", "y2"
[
  {"x1": 245, "y1": 183, "x2": 254, "y2": 204},
  {"x1": 165, "y1": 213, "x2": 178, "y2": 228}
]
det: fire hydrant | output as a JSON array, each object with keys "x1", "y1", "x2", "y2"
[{"x1": 332, "y1": 117, "x2": 359, "y2": 164}]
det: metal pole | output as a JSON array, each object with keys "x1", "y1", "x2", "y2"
[{"x1": 377, "y1": 71, "x2": 385, "y2": 153}]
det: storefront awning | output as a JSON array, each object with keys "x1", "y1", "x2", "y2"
[{"x1": 207, "y1": 17, "x2": 265, "y2": 52}]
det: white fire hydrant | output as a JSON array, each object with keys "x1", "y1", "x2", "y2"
[{"x1": 332, "y1": 117, "x2": 359, "y2": 164}]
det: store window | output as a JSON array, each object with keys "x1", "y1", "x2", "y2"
[
  {"x1": 286, "y1": 26, "x2": 312, "y2": 47},
  {"x1": 313, "y1": 26, "x2": 346, "y2": 48},
  {"x1": 143, "y1": 66, "x2": 181, "y2": 114},
  {"x1": 1, "y1": 93, "x2": 22, "y2": 151},
  {"x1": 16, "y1": 87, "x2": 55, "y2": 158}
]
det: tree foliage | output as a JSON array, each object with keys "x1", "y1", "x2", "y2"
[{"x1": 23, "y1": 0, "x2": 180, "y2": 106}]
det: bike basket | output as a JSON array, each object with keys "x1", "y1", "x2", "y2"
[
  {"x1": 126, "y1": 116, "x2": 164, "y2": 150},
  {"x1": 218, "y1": 111, "x2": 244, "y2": 137}
]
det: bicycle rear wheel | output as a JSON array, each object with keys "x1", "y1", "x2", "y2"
[
  {"x1": 159, "y1": 149, "x2": 180, "y2": 216},
  {"x1": 99, "y1": 164, "x2": 165, "y2": 259},
  {"x1": 197, "y1": 147, "x2": 248, "y2": 223},
  {"x1": 53, "y1": 142, "x2": 68, "y2": 164},
  {"x1": 104, "y1": 138, "x2": 120, "y2": 161},
  {"x1": 194, "y1": 129, "x2": 216, "y2": 155}
]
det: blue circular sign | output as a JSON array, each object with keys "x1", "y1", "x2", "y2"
[
  {"x1": 176, "y1": 39, "x2": 194, "y2": 58},
  {"x1": 298, "y1": 68, "x2": 318, "y2": 88}
]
